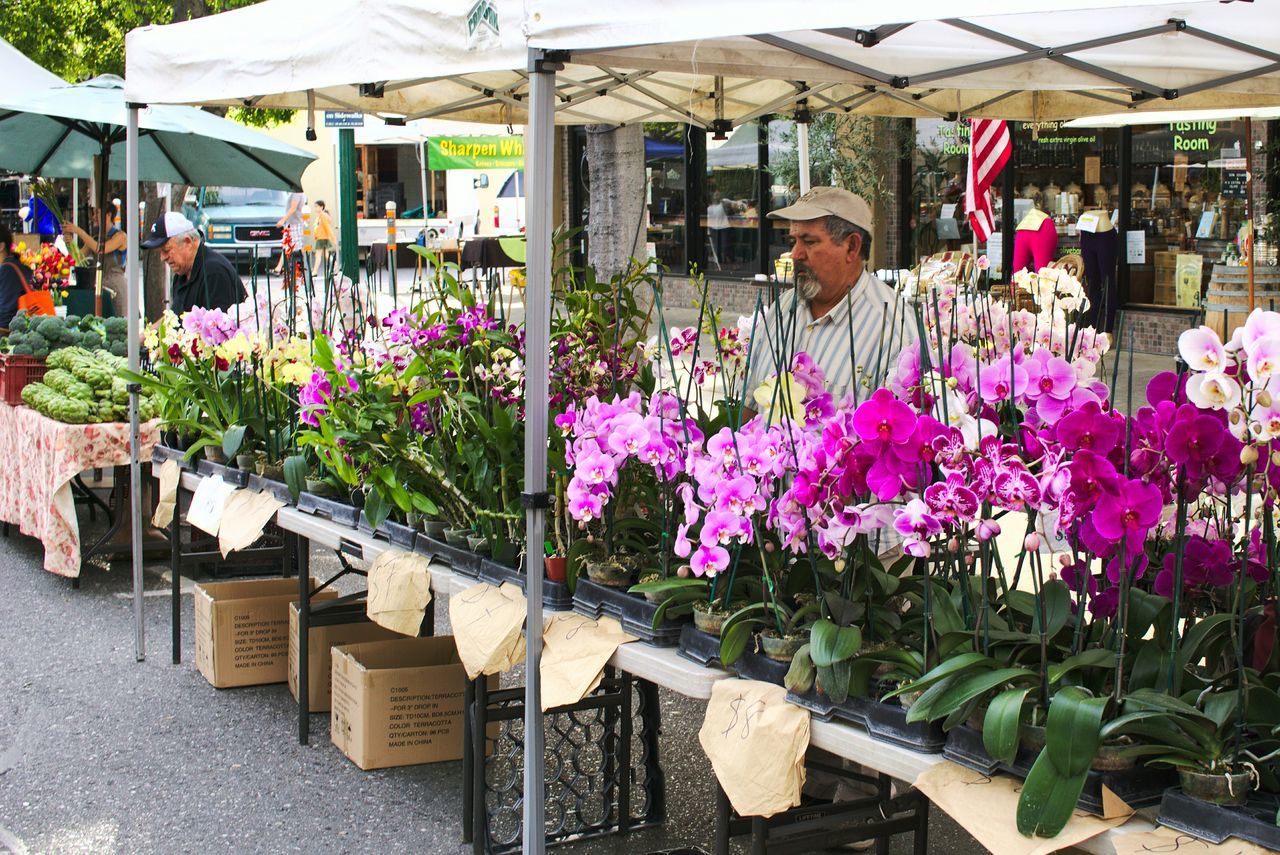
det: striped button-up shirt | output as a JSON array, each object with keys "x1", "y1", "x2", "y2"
[{"x1": 745, "y1": 270, "x2": 918, "y2": 405}]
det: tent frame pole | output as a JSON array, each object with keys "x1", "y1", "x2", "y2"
[
  {"x1": 522, "y1": 46, "x2": 560, "y2": 855},
  {"x1": 126, "y1": 103, "x2": 144, "y2": 662}
]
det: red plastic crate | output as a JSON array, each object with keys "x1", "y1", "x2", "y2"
[{"x1": 0, "y1": 354, "x2": 48, "y2": 406}]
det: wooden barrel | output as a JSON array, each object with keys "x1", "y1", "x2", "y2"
[{"x1": 1203, "y1": 265, "x2": 1280, "y2": 340}]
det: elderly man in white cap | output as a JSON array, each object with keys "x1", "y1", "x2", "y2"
[
  {"x1": 141, "y1": 212, "x2": 244, "y2": 314},
  {"x1": 746, "y1": 186, "x2": 915, "y2": 406}
]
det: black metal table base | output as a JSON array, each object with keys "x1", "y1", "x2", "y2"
[
  {"x1": 714, "y1": 761, "x2": 929, "y2": 855},
  {"x1": 462, "y1": 670, "x2": 665, "y2": 855}
]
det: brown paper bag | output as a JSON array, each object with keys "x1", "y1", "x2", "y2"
[
  {"x1": 1113, "y1": 827, "x2": 1273, "y2": 855},
  {"x1": 365, "y1": 549, "x2": 433, "y2": 636},
  {"x1": 449, "y1": 582, "x2": 526, "y2": 680},
  {"x1": 539, "y1": 614, "x2": 636, "y2": 711},
  {"x1": 217, "y1": 490, "x2": 285, "y2": 557},
  {"x1": 152, "y1": 459, "x2": 180, "y2": 528},
  {"x1": 913, "y1": 761, "x2": 1132, "y2": 855},
  {"x1": 698, "y1": 679, "x2": 809, "y2": 819}
]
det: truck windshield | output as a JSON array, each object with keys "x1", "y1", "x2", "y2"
[{"x1": 203, "y1": 187, "x2": 289, "y2": 207}]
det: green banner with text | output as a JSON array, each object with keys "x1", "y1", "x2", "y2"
[{"x1": 426, "y1": 135, "x2": 525, "y2": 169}]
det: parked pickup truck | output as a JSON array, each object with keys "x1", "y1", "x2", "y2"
[{"x1": 184, "y1": 186, "x2": 290, "y2": 262}]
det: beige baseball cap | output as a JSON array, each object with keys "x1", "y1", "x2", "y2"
[{"x1": 768, "y1": 186, "x2": 873, "y2": 232}]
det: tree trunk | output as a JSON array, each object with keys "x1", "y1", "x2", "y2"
[
  {"x1": 141, "y1": 184, "x2": 167, "y2": 319},
  {"x1": 585, "y1": 124, "x2": 646, "y2": 281}
]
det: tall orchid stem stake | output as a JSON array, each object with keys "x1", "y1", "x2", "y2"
[
  {"x1": 1167, "y1": 468, "x2": 1189, "y2": 693},
  {"x1": 1235, "y1": 467, "x2": 1255, "y2": 760},
  {"x1": 1030, "y1": 544, "x2": 1050, "y2": 711},
  {"x1": 1112, "y1": 535, "x2": 1136, "y2": 704}
]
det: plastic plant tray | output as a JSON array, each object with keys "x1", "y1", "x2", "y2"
[
  {"x1": 195, "y1": 458, "x2": 248, "y2": 488},
  {"x1": 297, "y1": 491, "x2": 361, "y2": 528},
  {"x1": 945, "y1": 724, "x2": 1173, "y2": 813},
  {"x1": 475, "y1": 558, "x2": 575, "y2": 611},
  {"x1": 414, "y1": 533, "x2": 483, "y2": 576},
  {"x1": 1158, "y1": 788, "x2": 1280, "y2": 850},
  {"x1": 677, "y1": 624, "x2": 724, "y2": 668},
  {"x1": 572, "y1": 578, "x2": 684, "y2": 646},
  {"x1": 245, "y1": 474, "x2": 292, "y2": 503}
]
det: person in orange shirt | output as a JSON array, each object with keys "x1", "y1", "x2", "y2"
[{"x1": 311, "y1": 200, "x2": 336, "y2": 278}]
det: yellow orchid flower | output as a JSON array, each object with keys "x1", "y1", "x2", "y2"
[{"x1": 752, "y1": 371, "x2": 808, "y2": 428}]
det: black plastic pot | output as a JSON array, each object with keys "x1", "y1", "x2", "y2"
[
  {"x1": 943, "y1": 724, "x2": 1173, "y2": 812},
  {"x1": 414, "y1": 533, "x2": 483, "y2": 576},
  {"x1": 781, "y1": 688, "x2": 947, "y2": 754},
  {"x1": 476, "y1": 558, "x2": 575, "y2": 611},
  {"x1": 677, "y1": 624, "x2": 724, "y2": 668},
  {"x1": 245, "y1": 473, "x2": 292, "y2": 504},
  {"x1": 196, "y1": 457, "x2": 248, "y2": 488},
  {"x1": 572, "y1": 578, "x2": 684, "y2": 646},
  {"x1": 297, "y1": 491, "x2": 361, "y2": 528},
  {"x1": 1158, "y1": 788, "x2": 1280, "y2": 850}
]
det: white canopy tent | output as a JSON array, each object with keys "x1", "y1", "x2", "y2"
[
  {"x1": 125, "y1": 0, "x2": 1280, "y2": 124},
  {"x1": 124, "y1": 1, "x2": 1280, "y2": 852},
  {"x1": 0, "y1": 39, "x2": 63, "y2": 90}
]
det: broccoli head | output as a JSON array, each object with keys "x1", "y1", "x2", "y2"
[
  {"x1": 36, "y1": 316, "x2": 65, "y2": 340},
  {"x1": 104, "y1": 317, "x2": 128, "y2": 337},
  {"x1": 108, "y1": 340, "x2": 127, "y2": 358},
  {"x1": 65, "y1": 315, "x2": 81, "y2": 327},
  {"x1": 11, "y1": 343, "x2": 32, "y2": 356},
  {"x1": 81, "y1": 331, "x2": 103, "y2": 351},
  {"x1": 9, "y1": 312, "x2": 28, "y2": 334},
  {"x1": 58, "y1": 327, "x2": 82, "y2": 346}
]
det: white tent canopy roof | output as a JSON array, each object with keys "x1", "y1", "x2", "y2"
[
  {"x1": 1066, "y1": 104, "x2": 1280, "y2": 127},
  {"x1": 0, "y1": 39, "x2": 62, "y2": 90},
  {"x1": 125, "y1": 0, "x2": 1280, "y2": 123}
]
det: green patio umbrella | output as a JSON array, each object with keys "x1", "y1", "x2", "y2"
[
  {"x1": 0, "y1": 74, "x2": 316, "y2": 312},
  {"x1": 0, "y1": 74, "x2": 314, "y2": 190}
]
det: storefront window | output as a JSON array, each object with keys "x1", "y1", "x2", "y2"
[
  {"x1": 705, "y1": 125, "x2": 763, "y2": 276},
  {"x1": 913, "y1": 120, "x2": 973, "y2": 262},
  {"x1": 1127, "y1": 120, "x2": 1246, "y2": 307},
  {"x1": 645, "y1": 123, "x2": 686, "y2": 273}
]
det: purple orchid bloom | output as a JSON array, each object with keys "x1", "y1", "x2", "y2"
[
  {"x1": 690, "y1": 544, "x2": 731, "y2": 577},
  {"x1": 923, "y1": 472, "x2": 979, "y2": 522},
  {"x1": 1056, "y1": 400, "x2": 1120, "y2": 455}
]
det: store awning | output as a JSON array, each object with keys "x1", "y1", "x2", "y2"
[
  {"x1": 0, "y1": 39, "x2": 63, "y2": 90},
  {"x1": 125, "y1": 0, "x2": 1280, "y2": 124}
]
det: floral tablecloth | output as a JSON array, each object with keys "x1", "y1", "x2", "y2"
[{"x1": 0, "y1": 402, "x2": 159, "y2": 578}]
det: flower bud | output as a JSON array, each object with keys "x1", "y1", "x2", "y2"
[
  {"x1": 976, "y1": 518, "x2": 1001, "y2": 542},
  {"x1": 1024, "y1": 532, "x2": 1041, "y2": 551},
  {"x1": 964, "y1": 552, "x2": 975, "y2": 567},
  {"x1": 764, "y1": 541, "x2": 775, "y2": 553},
  {"x1": 677, "y1": 565, "x2": 690, "y2": 578},
  {"x1": 1272, "y1": 451, "x2": 1280, "y2": 467},
  {"x1": 948, "y1": 537, "x2": 961, "y2": 554},
  {"x1": 1260, "y1": 391, "x2": 1273, "y2": 408},
  {"x1": 1241, "y1": 445, "x2": 1259, "y2": 465},
  {"x1": 1231, "y1": 410, "x2": 1243, "y2": 424},
  {"x1": 1059, "y1": 553, "x2": 1073, "y2": 567},
  {"x1": 833, "y1": 558, "x2": 847, "y2": 574}
]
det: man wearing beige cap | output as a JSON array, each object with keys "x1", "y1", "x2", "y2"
[{"x1": 745, "y1": 186, "x2": 914, "y2": 406}]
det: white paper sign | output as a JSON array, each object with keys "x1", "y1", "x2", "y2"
[
  {"x1": 1076, "y1": 211, "x2": 1103, "y2": 234},
  {"x1": 1125, "y1": 230, "x2": 1146, "y2": 265},
  {"x1": 187, "y1": 476, "x2": 237, "y2": 536},
  {"x1": 940, "y1": 203, "x2": 957, "y2": 220},
  {"x1": 985, "y1": 233, "x2": 1003, "y2": 276}
]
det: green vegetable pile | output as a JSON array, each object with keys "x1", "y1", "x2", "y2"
[
  {"x1": 6, "y1": 311, "x2": 130, "y2": 359},
  {"x1": 20, "y1": 347, "x2": 156, "y2": 423}
]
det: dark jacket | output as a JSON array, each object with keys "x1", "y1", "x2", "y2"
[
  {"x1": 172, "y1": 242, "x2": 244, "y2": 314},
  {"x1": 0, "y1": 258, "x2": 35, "y2": 329}
]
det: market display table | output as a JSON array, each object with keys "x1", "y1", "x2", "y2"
[
  {"x1": 259, "y1": 507, "x2": 1161, "y2": 854},
  {"x1": 0, "y1": 402, "x2": 158, "y2": 579}
]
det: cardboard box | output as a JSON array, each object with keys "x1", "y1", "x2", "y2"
[
  {"x1": 193, "y1": 578, "x2": 336, "y2": 689},
  {"x1": 330, "y1": 636, "x2": 472, "y2": 770},
  {"x1": 288, "y1": 602, "x2": 405, "y2": 712}
]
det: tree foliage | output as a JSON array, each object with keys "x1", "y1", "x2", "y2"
[
  {"x1": 773, "y1": 114, "x2": 912, "y2": 206},
  {"x1": 0, "y1": 1, "x2": 289, "y2": 126}
]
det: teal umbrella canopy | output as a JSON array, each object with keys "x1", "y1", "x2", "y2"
[{"x1": 0, "y1": 75, "x2": 314, "y2": 189}]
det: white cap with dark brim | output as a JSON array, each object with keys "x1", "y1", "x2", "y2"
[{"x1": 141, "y1": 211, "x2": 198, "y2": 249}]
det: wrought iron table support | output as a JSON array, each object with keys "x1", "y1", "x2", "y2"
[
  {"x1": 713, "y1": 760, "x2": 928, "y2": 855},
  {"x1": 462, "y1": 668, "x2": 665, "y2": 854}
]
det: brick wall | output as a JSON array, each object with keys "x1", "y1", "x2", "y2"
[
  {"x1": 1116, "y1": 308, "x2": 1199, "y2": 356},
  {"x1": 657, "y1": 274, "x2": 778, "y2": 319}
]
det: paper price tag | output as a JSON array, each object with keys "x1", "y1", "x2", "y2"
[
  {"x1": 698, "y1": 679, "x2": 810, "y2": 819},
  {"x1": 187, "y1": 476, "x2": 237, "y2": 536},
  {"x1": 540, "y1": 613, "x2": 636, "y2": 711},
  {"x1": 449, "y1": 582, "x2": 527, "y2": 680},
  {"x1": 218, "y1": 490, "x2": 284, "y2": 557},
  {"x1": 366, "y1": 549, "x2": 433, "y2": 636},
  {"x1": 151, "y1": 459, "x2": 180, "y2": 528}
]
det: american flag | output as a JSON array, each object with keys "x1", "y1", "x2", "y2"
[{"x1": 964, "y1": 119, "x2": 1011, "y2": 242}]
